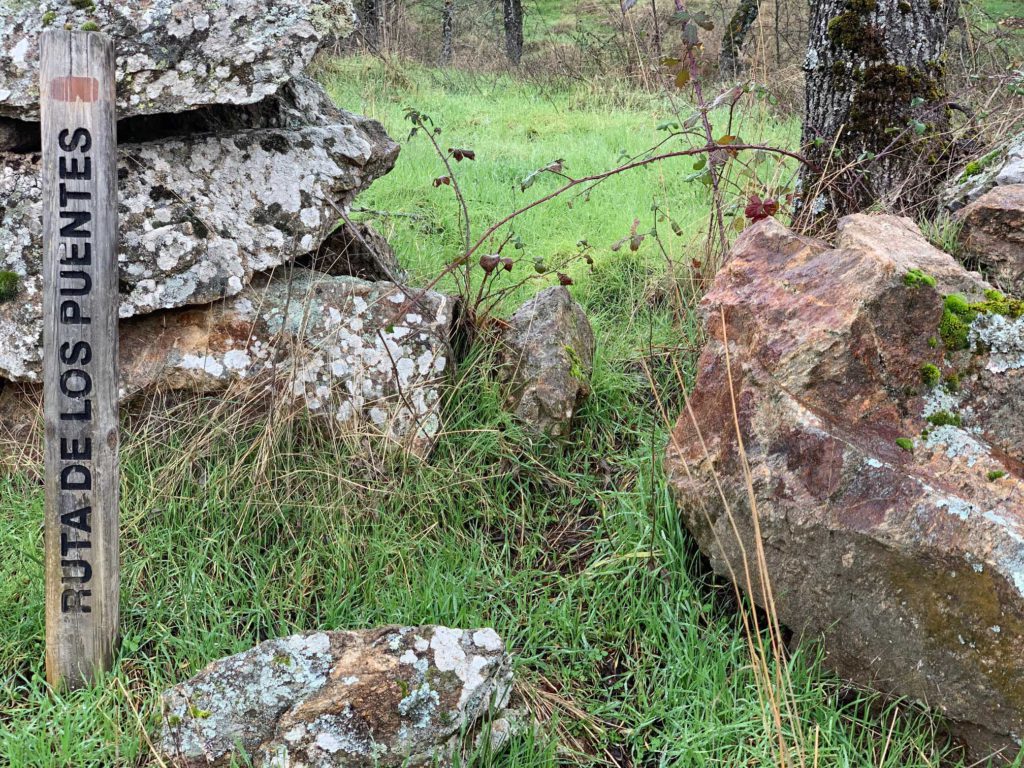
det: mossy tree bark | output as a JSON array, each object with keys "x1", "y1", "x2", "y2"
[
  {"x1": 720, "y1": 0, "x2": 760, "y2": 75},
  {"x1": 800, "y1": 0, "x2": 959, "y2": 219}
]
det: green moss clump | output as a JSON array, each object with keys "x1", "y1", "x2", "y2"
[
  {"x1": 904, "y1": 268, "x2": 936, "y2": 288},
  {"x1": 927, "y1": 411, "x2": 962, "y2": 428},
  {"x1": 41, "y1": 10, "x2": 56, "y2": 25},
  {"x1": 896, "y1": 437, "x2": 914, "y2": 452},
  {"x1": 959, "y1": 149, "x2": 1003, "y2": 181},
  {"x1": 943, "y1": 373, "x2": 960, "y2": 392},
  {"x1": 927, "y1": 336, "x2": 938, "y2": 348},
  {"x1": 921, "y1": 363, "x2": 941, "y2": 387},
  {"x1": 69, "y1": 0, "x2": 95, "y2": 9},
  {"x1": 939, "y1": 290, "x2": 1024, "y2": 350},
  {"x1": 828, "y1": 13, "x2": 886, "y2": 59},
  {"x1": 974, "y1": 289, "x2": 1024, "y2": 318},
  {"x1": 939, "y1": 310, "x2": 971, "y2": 350},
  {"x1": 944, "y1": 293, "x2": 972, "y2": 315},
  {"x1": 0, "y1": 271, "x2": 19, "y2": 302},
  {"x1": 987, "y1": 470, "x2": 1007, "y2": 482},
  {"x1": 940, "y1": 293, "x2": 976, "y2": 350},
  {"x1": 80, "y1": 20, "x2": 99, "y2": 31}
]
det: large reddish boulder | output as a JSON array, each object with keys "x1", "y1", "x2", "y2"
[
  {"x1": 959, "y1": 184, "x2": 1024, "y2": 296},
  {"x1": 666, "y1": 214, "x2": 1024, "y2": 762}
]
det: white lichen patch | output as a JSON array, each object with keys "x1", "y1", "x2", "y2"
[
  {"x1": 924, "y1": 425, "x2": 988, "y2": 467},
  {"x1": 0, "y1": 0, "x2": 356, "y2": 121},
  {"x1": 429, "y1": 627, "x2": 510, "y2": 710},
  {"x1": 922, "y1": 386, "x2": 963, "y2": 418},
  {"x1": 398, "y1": 683, "x2": 440, "y2": 728},
  {"x1": 160, "y1": 626, "x2": 513, "y2": 767},
  {"x1": 472, "y1": 629, "x2": 503, "y2": 652},
  {"x1": 933, "y1": 496, "x2": 979, "y2": 522},
  {"x1": 970, "y1": 313, "x2": 1024, "y2": 373}
]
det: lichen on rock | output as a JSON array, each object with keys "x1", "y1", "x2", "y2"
[
  {"x1": 495, "y1": 287, "x2": 595, "y2": 438},
  {"x1": 159, "y1": 626, "x2": 516, "y2": 768},
  {"x1": 0, "y1": 0, "x2": 357, "y2": 122},
  {"x1": 0, "y1": 80, "x2": 399, "y2": 383}
]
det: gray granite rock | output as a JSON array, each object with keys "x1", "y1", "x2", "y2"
[
  {"x1": 944, "y1": 133, "x2": 1024, "y2": 212},
  {"x1": 0, "y1": 0, "x2": 355, "y2": 122},
  {"x1": 0, "y1": 269, "x2": 456, "y2": 457},
  {"x1": 496, "y1": 287, "x2": 595, "y2": 438},
  {"x1": 0, "y1": 84, "x2": 398, "y2": 382},
  {"x1": 159, "y1": 626, "x2": 514, "y2": 767}
]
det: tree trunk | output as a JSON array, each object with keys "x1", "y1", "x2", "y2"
[
  {"x1": 720, "y1": 0, "x2": 760, "y2": 75},
  {"x1": 358, "y1": 0, "x2": 380, "y2": 48},
  {"x1": 503, "y1": 0, "x2": 524, "y2": 65},
  {"x1": 800, "y1": 0, "x2": 958, "y2": 219},
  {"x1": 440, "y1": 0, "x2": 455, "y2": 65}
]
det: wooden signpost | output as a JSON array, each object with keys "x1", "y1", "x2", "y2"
[{"x1": 40, "y1": 30, "x2": 119, "y2": 689}]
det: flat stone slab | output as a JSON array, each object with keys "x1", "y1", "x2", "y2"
[
  {"x1": 0, "y1": 0, "x2": 355, "y2": 121},
  {"x1": 0, "y1": 102, "x2": 398, "y2": 382}
]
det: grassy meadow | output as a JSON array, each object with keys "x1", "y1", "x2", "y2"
[{"x1": 0, "y1": 57, "x2": 995, "y2": 768}]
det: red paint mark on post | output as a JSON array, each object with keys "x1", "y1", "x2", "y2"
[{"x1": 50, "y1": 76, "x2": 99, "y2": 103}]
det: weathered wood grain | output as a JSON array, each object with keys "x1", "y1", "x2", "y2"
[{"x1": 40, "y1": 30, "x2": 119, "y2": 689}]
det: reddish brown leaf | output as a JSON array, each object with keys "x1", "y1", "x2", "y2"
[{"x1": 744, "y1": 194, "x2": 779, "y2": 222}]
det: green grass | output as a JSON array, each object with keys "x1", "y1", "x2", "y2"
[
  {"x1": 0, "y1": 59, "x2": 969, "y2": 767},
  {"x1": 321, "y1": 56, "x2": 797, "y2": 310}
]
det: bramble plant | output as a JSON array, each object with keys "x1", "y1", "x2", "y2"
[{"x1": 395, "y1": 2, "x2": 809, "y2": 334}]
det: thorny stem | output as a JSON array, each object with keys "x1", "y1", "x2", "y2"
[
  {"x1": 391, "y1": 140, "x2": 809, "y2": 321},
  {"x1": 416, "y1": 117, "x2": 473, "y2": 284},
  {"x1": 686, "y1": 47, "x2": 730, "y2": 263}
]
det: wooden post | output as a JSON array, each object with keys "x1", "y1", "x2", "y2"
[{"x1": 40, "y1": 30, "x2": 119, "y2": 689}]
